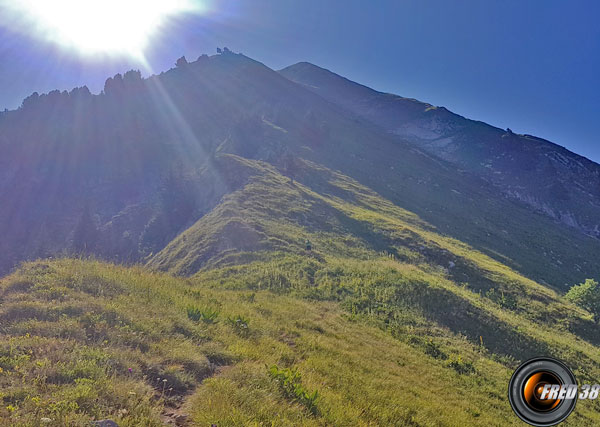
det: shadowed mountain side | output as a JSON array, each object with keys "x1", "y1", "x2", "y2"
[{"x1": 1, "y1": 51, "x2": 599, "y2": 290}]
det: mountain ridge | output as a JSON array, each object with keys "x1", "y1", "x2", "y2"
[
  {"x1": 280, "y1": 61, "x2": 600, "y2": 237},
  {"x1": 1, "y1": 50, "x2": 600, "y2": 290}
]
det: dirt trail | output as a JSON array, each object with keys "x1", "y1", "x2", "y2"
[{"x1": 159, "y1": 365, "x2": 230, "y2": 426}]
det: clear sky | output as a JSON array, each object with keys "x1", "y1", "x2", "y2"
[{"x1": 0, "y1": 0, "x2": 598, "y2": 161}]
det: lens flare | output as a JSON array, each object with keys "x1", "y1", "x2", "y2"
[{"x1": 0, "y1": 0, "x2": 204, "y2": 58}]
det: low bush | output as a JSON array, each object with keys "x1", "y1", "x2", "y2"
[
  {"x1": 267, "y1": 365, "x2": 319, "y2": 415},
  {"x1": 447, "y1": 356, "x2": 475, "y2": 375},
  {"x1": 186, "y1": 306, "x2": 219, "y2": 324},
  {"x1": 226, "y1": 315, "x2": 250, "y2": 337}
]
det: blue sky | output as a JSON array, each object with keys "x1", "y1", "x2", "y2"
[{"x1": 0, "y1": 0, "x2": 598, "y2": 161}]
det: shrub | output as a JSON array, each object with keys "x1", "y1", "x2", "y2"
[
  {"x1": 186, "y1": 306, "x2": 219, "y2": 324},
  {"x1": 267, "y1": 365, "x2": 319, "y2": 415},
  {"x1": 226, "y1": 315, "x2": 250, "y2": 337},
  {"x1": 565, "y1": 279, "x2": 600, "y2": 322},
  {"x1": 484, "y1": 288, "x2": 517, "y2": 310},
  {"x1": 447, "y1": 356, "x2": 475, "y2": 375},
  {"x1": 424, "y1": 340, "x2": 448, "y2": 360},
  {"x1": 186, "y1": 306, "x2": 202, "y2": 322}
]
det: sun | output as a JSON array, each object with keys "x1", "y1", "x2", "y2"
[{"x1": 1, "y1": 0, "x2": 203, "y2": 58}]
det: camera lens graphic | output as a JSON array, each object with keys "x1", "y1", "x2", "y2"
[
  {"x1": 508, "y1": 357, "x2": 577, "y2": 426},
  {"x1": 522, "y1": 371, "x2": 562, "y2": 412}
]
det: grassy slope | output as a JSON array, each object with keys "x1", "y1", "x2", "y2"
[
  {"x1": 291, "y1": 113, "x2": 600, "y2": 291},
  {"x1": 4, "y1": 172, "x2": 598, "y2": 426},
  {"x1": 150, "y1": 53, "x2": 600, "y2": 290},
  {"x1": 0, "y1": 259, "x2": 531, "y2": 426},
  {"x1": 279, "y1": 61, "x2": 600, "y2": 270},
  {"x1": 151, "y1": 156, "x2": 600, "y2": 363},
  {"x1": 146, "y1": 155, "x2": 600, "y2": 424},
  {"x1": 3, "y1": 252, "x2": 600, "y2": 426},
  {"x1": 3, "y1": 157, "x2": 600, "y2": 424}
]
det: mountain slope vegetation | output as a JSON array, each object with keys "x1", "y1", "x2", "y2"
[
  {"x1": 0, "y1": 259, "x2": 525, "y2": 426},
  {"x1": 2, "y1": 257, "x2": 600, "y2": 426},
  {"x1": 146, "y1": 154, "x2": 600, "y2": 370},
  {"x1": 2, "y1": 50, "x2": 600, "y2": 425}
]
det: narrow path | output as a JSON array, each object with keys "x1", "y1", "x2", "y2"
[{"x1": 159, "y1": 365, "x2": 230, "y2": 426}]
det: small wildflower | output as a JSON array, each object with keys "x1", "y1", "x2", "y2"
[
  {"x1": 162, "y1": 379, "x2": 168, "y2": 383},
  {"x1": 128, "y1": 391, "x2": 136, "y2": 396},
  {"x1": 128, "y1": 368, "x2": 133, "y2": 374}
]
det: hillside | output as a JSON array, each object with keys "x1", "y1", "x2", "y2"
[
  {"x1": 2, "y1": 50, "x2": 600, "y2": 425},
  {"x1": 0, "y1": 259, "x2": 519, "y2": 426},
  {"x1": 280, "y1": 61, "x2": 600, "y2": 239},
  {"x1": 146, "y1": 154, "x2": 600, "y2": 371},
  {"x1": 1, "y1": 51, "x2": 600, "y2": 290},
  {"x1": 2, "y1": 257, "x2": 600, "y2": 426}
]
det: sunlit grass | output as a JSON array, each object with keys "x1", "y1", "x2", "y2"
[{"x1": 3, "y1": 157, "x2": 600, "y2": 424}]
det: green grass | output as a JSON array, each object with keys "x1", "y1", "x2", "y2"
[
  {"x1": 5, "y1": 52, "x2": 600, "y2": 427},
  {"x1": 151, "y1": 157, "x2": 600, "y2": 362},
  {"x1": 2, "y1": 257, "x2": 600, "y2": 425},
  {"x1": 186, "y1": 305, "x2": 220, "y2": 324},
  {"x1": 267, "y1": 365, "x2": 319, "y2": 415},
  {"x1": 3, "y1": 158, "x2": 600, "y2": 425}
]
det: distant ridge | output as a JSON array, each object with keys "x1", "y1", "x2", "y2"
[{"x1": 280, "y1": 61, "x2": 600, "y2": 238}]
